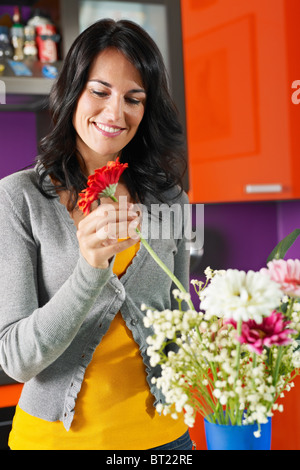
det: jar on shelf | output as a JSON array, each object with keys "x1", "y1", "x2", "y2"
[
  {"x1": 0, "y1": 26, "x2": 14, "y2": 62},
  {"x1": 27, "y1": 9, "x2": 51, "y2": 28}
]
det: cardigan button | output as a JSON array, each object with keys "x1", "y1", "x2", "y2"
[{"x1": 131, "y1": 318, "x2": 138, "y2": 326}]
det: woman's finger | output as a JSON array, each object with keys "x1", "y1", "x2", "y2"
[
  {"x1": 78, "y1": 202, "x2": 138, "y2": 234},
  {"x1": 80, "y1": 234, "x2": 140, "y2": 269}
]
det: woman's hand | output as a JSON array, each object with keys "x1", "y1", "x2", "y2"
[{"x1": 77, "y1": 201, "x2": 140, "y2": 269}]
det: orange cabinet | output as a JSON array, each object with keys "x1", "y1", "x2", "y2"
[
  {"x1": 0, "y1": 384, "x2": 23, "y2": 409},
  {"x1": 181, "y1": 0, "x2": 300, "y2": 203}
]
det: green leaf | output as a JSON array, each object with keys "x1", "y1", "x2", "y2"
[{"x1": 267, "y1": 229, "x2": 300, "y2": 263}]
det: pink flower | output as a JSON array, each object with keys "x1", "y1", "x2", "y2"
[
  {"x1": 226, "y1": 311, "x2": 297, "y2": 354},
  {"x1": 261, "y1": 259, "x2": 300, "y2": 297}
]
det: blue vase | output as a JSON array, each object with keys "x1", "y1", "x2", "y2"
[{"x1": 204, "y1": 415, "x2": 272, "y2": 450}]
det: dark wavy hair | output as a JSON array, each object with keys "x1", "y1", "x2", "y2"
[{"x1": 37, "y1": 18, "x2": 186, "y2": 209}]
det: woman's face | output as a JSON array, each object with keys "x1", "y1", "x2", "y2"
[{"x1": 73, "y1": 48, "x2": 146, "y2": 173}]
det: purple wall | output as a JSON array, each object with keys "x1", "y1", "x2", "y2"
[
  {"x1": 0, "y1": 112, "x2": 37, "y2": 178},
  {"x1": 0, "y1": 6, "x2": 32, "y2": 22},
  {"x1": 196, "y1": 200, "x2": 300, "y2": 272},
  {"x1": 277, "y1": 201, "x2": 300, "y2": 259},
  {"x1": 189, "y1": 199, "x2": 300, "y2": 306}
]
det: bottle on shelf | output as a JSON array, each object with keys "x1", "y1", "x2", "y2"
[
  {"x1": 10, "y1": 24, "x2": 25, "y2": 61},
  {"x1": 23, "y1": 25, "x2": 38, "y2": 59},
  {"x1": 36, "y1": 23, "x2": 59, "y2": 63},
  {"x1": 27, "y1": 9, "x2": 59, "y2": 63},
  {"x1": 12, "y1": 6, "x2": 22, "y2": 26}
]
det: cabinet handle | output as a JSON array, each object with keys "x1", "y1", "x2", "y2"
[{"x1": 245, "y1": 184, "x2": 283, "y2": 194}]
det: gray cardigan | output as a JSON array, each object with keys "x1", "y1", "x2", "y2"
[{"x1": 0, "y1": 168, "x2": 190, "y2": 431}]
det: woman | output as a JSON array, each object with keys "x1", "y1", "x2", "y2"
[{"x1": 0, "y1": 19, "x2": 192, "y2": 450}]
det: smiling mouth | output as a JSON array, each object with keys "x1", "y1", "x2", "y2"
[{"x1": 94, "y1": 122, "x2": 125, "y2": 135}]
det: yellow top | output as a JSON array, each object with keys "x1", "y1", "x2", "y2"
[{"x1": 9, "y1": 242, "x2": 187, "y2": 450}]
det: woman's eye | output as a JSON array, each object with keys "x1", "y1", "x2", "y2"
[
  {"x1": 125, "y1": 97, "x2": 141, "y2": 105},
  {"x1": 92, "y1": 90, "x2": 108, "y2": 97},
  {"x1": 90, "y1": 89, "x2": 143, "y2": 105}
]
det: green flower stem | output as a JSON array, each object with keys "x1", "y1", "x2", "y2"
[
  {"x1": 108, "y1": 193, "x2": 194, "y2": 310},
  {"x1": 272, "y1": 346, "x2": 284, "y2": 387},
  {"x1": 136, "y1": 228, "x2": 195, "y2": 311},
  {"x1": 287, "y1": 298, "x2": 295, "y2": 319},
  {"x1": 252, "y1": 353, "x2": 257, "y2": 369},
  {"x1": 234, "y1": 318, "x2": 243, "y2": 425},
  {"x1": 273, "y1": 299, "x2": 294, "y2": 389},
  {"x1": 235, "y1": 319, "x2": 242, "y2": 381}
]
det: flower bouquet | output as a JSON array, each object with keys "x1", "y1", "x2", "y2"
[
  {"x1": 78, "y1": 160, "x2": 300, "y2": 449},
  {"x1": 143, "y1": 230, "x2": 300, "y2": 449}
]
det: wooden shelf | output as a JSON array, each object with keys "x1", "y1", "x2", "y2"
[{"x1": 0, "y1": 58, "x2": 62, "y2": 96}]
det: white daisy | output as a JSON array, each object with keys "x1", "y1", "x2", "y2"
[{"x1": 200, "y1": 269, "x2": 282, "y2": 323}]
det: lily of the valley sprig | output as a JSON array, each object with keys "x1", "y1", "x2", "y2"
[{"x1": 78, "y1": 158, "x2": 194, "y2": 310}]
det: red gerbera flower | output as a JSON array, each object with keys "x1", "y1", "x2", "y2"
[{"x1": 78, "y1": 157, "x2": 128, "y2": 215}]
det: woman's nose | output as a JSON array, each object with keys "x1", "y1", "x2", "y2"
[{"x1": 104, "y1": 95, "x2": 124, "y2": 122}]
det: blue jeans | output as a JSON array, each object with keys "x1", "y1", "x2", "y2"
[{"x1": 148, "y1": 430, "x2": 194, "y2": 450}]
